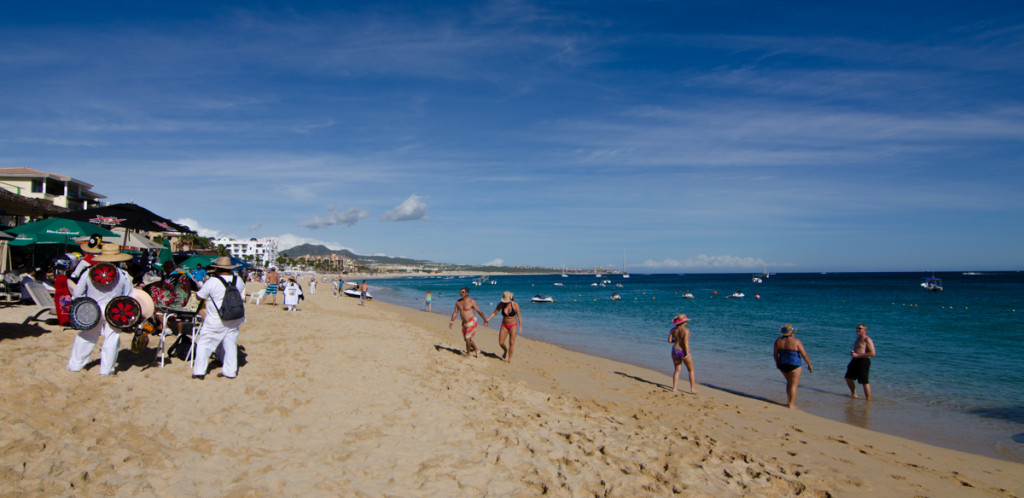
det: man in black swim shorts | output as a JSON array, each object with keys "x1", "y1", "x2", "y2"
[{"x1": 844, "y1": 323, "x2": 876, "y2": 400}]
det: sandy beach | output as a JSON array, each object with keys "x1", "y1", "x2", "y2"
[{"x1": 1, "y1": 279, "x2": 1021, "y2": 496}]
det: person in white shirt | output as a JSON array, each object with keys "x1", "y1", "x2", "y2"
[
  {"x1": 192, "y1": 257, "x2": 246, "y2": 380},
  {"x1": 67, "y1": 244, "x2": 134, "y2": 376}
]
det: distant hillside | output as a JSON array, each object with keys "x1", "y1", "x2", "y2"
[
  {"x1": 279, "y1": 243, "x2": 563, "y2": 274},
  {"x1": 280, "y1": 244, "x2": 435, "y2": 266}
]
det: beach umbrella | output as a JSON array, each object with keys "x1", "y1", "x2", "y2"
[
  {"x1": 177, "y1": 254, "x2": 250, "y2": 271},
  {"x1": 57, "y1": 202, "x2": 192, "y2": 233},
  {"x1": 4, "y1": 217, "x2": 117, "y2": 247},
  {"x1": 104, "y1": 232, "x2": 165, "y2": 250}
]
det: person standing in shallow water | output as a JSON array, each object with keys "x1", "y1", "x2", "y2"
[
  {"x1": 845, "y1": 323, "x2": 876, "y2": 400},
  {"x1": 774, "y1": 324, "x2": 813, "y2": 409},
  {"x1": 424, "y1": 291, "x2": 433, "y2": 312},
  {"x1": 668, "y1": 314, "x2": 697, "y2": 393}
]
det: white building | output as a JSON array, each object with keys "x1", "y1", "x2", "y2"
[{"x1": 213, "y1": 237, "x2": 279, "y2": 269}]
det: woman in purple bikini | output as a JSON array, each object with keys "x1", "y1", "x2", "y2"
[{"x1": 668, "y1": 314, "x2": 697, "y2": 393}]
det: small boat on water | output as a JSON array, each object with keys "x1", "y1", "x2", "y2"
[
  {"x1": 682, "y1": 291, "x2": 695, "y2": 299},
  {"x1": 531, "y1": 294, "x2": 555, "y2": 303},
  {"x1": 726, "y1": 290, "x2": 745, "y2": 299},
  {"x1": 921, "y1": 277, "x2": 943, "y2": 292},
  {"x1": 553, "y1": 282, "x2": 564, "y2": 287},
  {"x1": 610, "y1": 292, "x2": 622, "y2": 301},
  {"x1": 343, "y1": 287, "x2": 372, "y2": 300}
]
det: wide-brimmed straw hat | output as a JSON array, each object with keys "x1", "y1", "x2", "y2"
[
  {"x1": 672, "y1": 314, "x2": 690, "y2": 325},
  {"x1": 209, "y1": 256, "x2": 239, "y2": 270},
  {"x1": 501, "y1": 291, "x2": 514, "y2": 303},
  {"x1": 780, "y1": 324, "x2": 797, "y2": 336},
  {"x1": 77, "y1": 234, "x2": 105, "y2": 255},
  {"x1": 92, "y1": 244, "x2": 132, "y2": 262}
]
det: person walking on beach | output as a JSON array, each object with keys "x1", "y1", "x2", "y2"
[
  {"x1": 450, "y1": 286, "x2": 487, "y2": 358},
  {"x1": 192, "y1": 257, "x2": 246, "y2": 380},
  {"x1": 845, "y1": 323, "x2": 876, "y2": 400},
  {"x1": 264, "y1": 268, "x2": 280, "y2": 306},
  {"x1": 309, "y1": 276, "x2": 316, "y2": 296},
  {"x1": 484, "y1": 291, "x2": 523, "y2": 364},
  {"x1": 424, "y1": 291, "x2": 433, "y2": 312},
  {"x1": 774, "y1": 324, "x2": 813, "y2": 409},
  {"x1": 359, "y1": 280, "x2": 368, "y2": 306},
  {"x1": 668, "y1": 314, "x2": 697, "y2": 393}
]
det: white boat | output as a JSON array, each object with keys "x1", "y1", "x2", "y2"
[
  {"x1": 752, "y1": 276, "x2": 763, "y2": 283},
  {"x1": 531, "y1": 294, "x2": 555, "y2": 303},
  {"x1": 553, "y1": 282, "x2": 564, "y2": 287},
  {"x1": 622, "y1": 251, "x2": 630, "y2": 278},
  {"x1": 682, "y1": 291, "x2": 695, "y2": 299},
  {"x1": 343, "y1": 287, "x2": 372, "y2": 300},
  {"x1": 610, "y1": 292, "x2": 622, "y2": 301},
  {"x1": 727, "y1": 291, "x2": 745, "y2": 299},
  {"x1": 921, "y1": 277, "x2": 943, "y2": 292}
]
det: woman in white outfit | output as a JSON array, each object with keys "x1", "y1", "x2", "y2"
[
  {"x1": 67, "y1": 244, "x2": 134, "y2": 375},
  {"x1": 192, "y1": 257, "x2": 246, "y2": 380}
]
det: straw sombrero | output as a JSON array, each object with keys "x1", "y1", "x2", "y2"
[
  {"x1": 92, "y1": 244, "x2": 132, "y2": 262},
  {"x1": 209, "y1": 256, "x2": 239, "y2": 270}
]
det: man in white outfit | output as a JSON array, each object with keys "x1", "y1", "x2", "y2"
[
  {"x1": 67, "y1": 244, "x2": 134, "y2": 375},
  {"x1": 192, "y1": 257, "x2": 246, "y2": 380}
]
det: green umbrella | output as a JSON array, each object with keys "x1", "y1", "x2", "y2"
[{"x1": 5, "y1": 217, "x2": 117, "y2": 247}]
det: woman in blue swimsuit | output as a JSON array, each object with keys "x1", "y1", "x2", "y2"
[{"x1": 774, "y1": 324, "x2": 813, "y2": 409}]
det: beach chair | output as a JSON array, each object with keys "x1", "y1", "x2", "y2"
[
  {"x1": 247, "y1": 288, "x2": 265, "y2": 305},
  {"x1": 22, "y1": 282, "x2": 57, "y2": 324},
  {"x1": 0, "y1": 273, "x2": 20, "y2": 302}
]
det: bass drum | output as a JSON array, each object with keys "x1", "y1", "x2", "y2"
[
  {"x1": 68, "y1": 297, "x2": 102, "y2": 330},
  {"x1": 105, "y1": 296, "x2": 143, "y2": 329}
]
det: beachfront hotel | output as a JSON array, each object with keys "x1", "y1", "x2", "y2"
[
  {"x1": 0, "y1": 167, "x2": 105, "y2": 225},
  {"x1": 213, "y1": 237, "x2": 279, "y2": 269}
]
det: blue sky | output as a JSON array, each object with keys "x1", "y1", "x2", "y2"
[{"x1": 2, "y1": 1, "x2": 1022, "y2": 272}]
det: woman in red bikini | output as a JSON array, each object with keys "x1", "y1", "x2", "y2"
[{"x1": 485, "y1": 291, "x2": 523, "y2": 364}]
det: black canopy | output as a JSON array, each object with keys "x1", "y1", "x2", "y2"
[{"x1": 58, "y1": 202, "x2": 192, "y2": 233}]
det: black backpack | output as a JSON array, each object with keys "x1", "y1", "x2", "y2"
[{"x1": 212, "y1": 275, "x2": 245, "y2": 321}]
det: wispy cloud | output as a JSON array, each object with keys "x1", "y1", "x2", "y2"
[
  {"x1": 299, "y1": 206, "x2": 370, "y2": 229},
  {"x1": 483, "y1": 258, "x2": 504, "y2": 266},
  {"x1": 380, "y1": 194, "x2": 429, "y2": 222}
]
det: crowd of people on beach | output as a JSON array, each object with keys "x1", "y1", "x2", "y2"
[{"x1": 445, "y1": 284, "x2": 876, "y2": 408}]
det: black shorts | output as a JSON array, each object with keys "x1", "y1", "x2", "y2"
[{"x1": 845, "y1": 357, "x2": 871, "y2": 384}]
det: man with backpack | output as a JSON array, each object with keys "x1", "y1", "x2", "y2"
[{"x1": 192, "y1": 257, "x2": 246, "y2": 380}]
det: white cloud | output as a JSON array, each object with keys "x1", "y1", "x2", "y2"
[
  {"x1": 638, "y1": 254, "x2": 768, "y2": 270},
  {"x1": 298, "y1": 205, "x2": 369, "y2": 229},
  {"x1": 483, "y1": 258, "x2": 504, "y2": 266},
  {"x1": 276, "y1": 233, "x2": 349, "y2": 251},
  {"x1": 174, "y1": 218, "x2": 223, "y2": 238},
  {"x1": 380, "y1": 194, "x2": 429, "y2": 222}
]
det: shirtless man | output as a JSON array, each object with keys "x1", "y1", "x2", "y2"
[
  {"x1": 264, "y1": 268, "x2": 281, "y2": 306},
  {"x1": 845, "y1": 323, "x2": 876, "y2": 400},
  {"x1": 449, "y1": 287, "x2": 487, "y2": 357}
]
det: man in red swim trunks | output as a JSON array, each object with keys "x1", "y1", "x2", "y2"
[{"x1": 450, "y1": 286, "x2": 487, "y2": 358}]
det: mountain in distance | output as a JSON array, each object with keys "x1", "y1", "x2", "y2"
[
  {"x1": 280, "y1": 244, "x2": 435, "y2": 266},
  {"x1": 280, "y1": 243, "x2": 563, "y2": 274}
]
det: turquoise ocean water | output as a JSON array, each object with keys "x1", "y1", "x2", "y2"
[{"x1": 369, "y1": 272, "x2": 1024, "y2": 461}]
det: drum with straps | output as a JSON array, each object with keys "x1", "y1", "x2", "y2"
[
  {"x1": 105, "y1": 295, "x2": 143, "y2": 329},
  {"x1": 68, "y1": 297, "x2": 102, "y2": 330}
]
